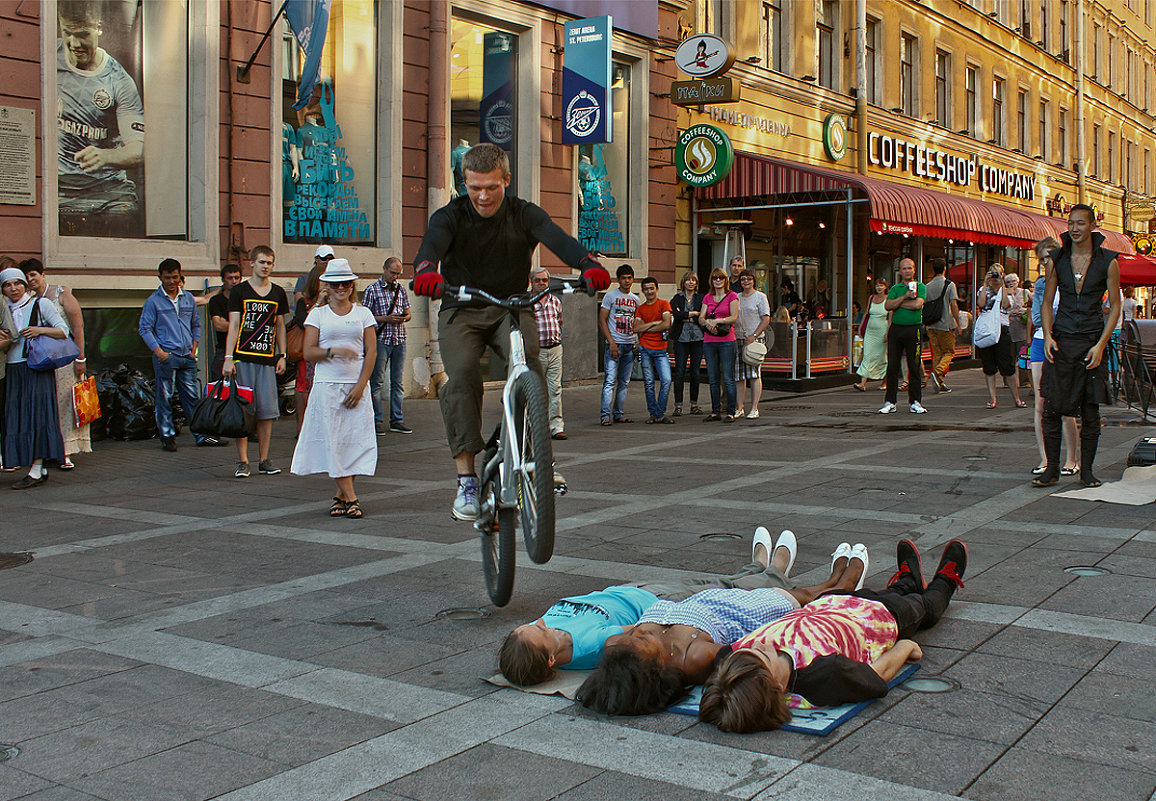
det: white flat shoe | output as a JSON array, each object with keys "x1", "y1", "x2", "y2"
[
  {"x1": 831, "y1": 542, "x2": 852, "y2": 574},
  {"x1": 850, "y1": 543, "x2": 870, "y2": 590},
  {"x1": 751, "y1": 526, "x2": 774, "y2": 566},
  {"x1": 773, "y1": 529, "x2": 797, "y2": 577}
]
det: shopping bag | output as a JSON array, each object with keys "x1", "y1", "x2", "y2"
[
  {"x1": 72, "y1": 376, "x2": 102, "y2": 428},
  {"x1": 190, "y1": 376, "x2": 250, "y2": 439},
  {"x1": 972, "y1": 289, "x2": 1002, "y2": 350},
  {"x1": 25, "y1": 300, "x2": 80, "y2": 371},
  {"x1": 204, "y1": 380, "x2": 254, "y2": 403}
]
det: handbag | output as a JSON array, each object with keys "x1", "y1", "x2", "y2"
[
  {"x1": 72, "y1": 375, "x2": 102, "y2": 428},
  {"x1": 972, "y1": 288, "x2": 1002, "y2": 349},
  {"x1": 24, "y1": 299, "x2": 81, "y2": 371},
  {"x1": 741, "y1": 340, "x2": 767, "y2": 366},
  {"x1": 190, "y1": 375, "x2": 250, "y2": 439},
  {"x1": 704, "y1": 295, "x2": 732, "y2": 336},
  {"x1": 286, "y1": 322, "x2": 305, "y2": 363}
]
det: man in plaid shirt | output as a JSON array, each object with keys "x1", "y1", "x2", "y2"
[
  {"x1": 363, "y1": 257, "x2": 412, "y2": 434},
  {"x1": 531, "y1": 267, "x2": 566, "y2": 439}
]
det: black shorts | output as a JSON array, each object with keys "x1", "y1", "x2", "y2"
[{"x1": 978, "y1": 326, "x2": 1015, "y2": 377}]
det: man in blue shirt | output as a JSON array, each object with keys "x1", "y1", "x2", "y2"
[{"x1": 139, "y1": 259, "x2": 220, "y2": 451}]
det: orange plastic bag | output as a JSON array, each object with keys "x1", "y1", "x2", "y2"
[{"x1": 72, "y1": 375, "x2": 102, "y2": 428}]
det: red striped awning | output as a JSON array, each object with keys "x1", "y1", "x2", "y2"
[
  {"x1": 700, "y1": 152, "x2": 1135, "y2": 254},
  {"x1": 1028, "y1": 212, "x2": 1136, "y2": 254},
  {"x1": 1118, "y1": 253, "x2": 1156, "y2": 284}
]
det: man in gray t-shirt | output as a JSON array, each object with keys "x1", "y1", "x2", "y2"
[{"x1": 923, "y1": 258, "x2": 961, "y2": 393}]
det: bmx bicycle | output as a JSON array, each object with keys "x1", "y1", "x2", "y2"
[{"x1": 441, "y1": 278, "x2": 587, "y2": 606}]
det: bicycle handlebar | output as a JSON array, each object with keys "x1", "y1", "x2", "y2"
[{"x1": 411, "y1": 277, "x2": 591, "y2": 308}]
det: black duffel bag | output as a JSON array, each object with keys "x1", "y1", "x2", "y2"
[{"x1": 190, "y1": 377, "x2": 250, "y2": 439}]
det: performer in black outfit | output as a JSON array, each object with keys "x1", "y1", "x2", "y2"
[
  {"x1": 1034, "y1": 204, "x2": 1120, "y2": 489},
  {"x1": 412, "y1": 143, "x2": 610, "y2": 520}
]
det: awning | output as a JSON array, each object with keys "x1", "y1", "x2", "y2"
[
  {"x1": 1118, "y1": 254, "x2": 1156, "y2": 285},
  {"x1": 701, "y1": 152, "x2": 1135, "y2": 254},
  {"x1": 1030, "y1": 213, "x2": 1136, "y2": 254}
]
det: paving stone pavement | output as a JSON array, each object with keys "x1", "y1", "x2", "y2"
[{"x1": 1, "y1": 368, "x2": 1155, "y2": 801}]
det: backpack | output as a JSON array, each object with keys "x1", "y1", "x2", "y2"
[{"x1": 922, "y1": 281, "x2": 951, "y2": 326}]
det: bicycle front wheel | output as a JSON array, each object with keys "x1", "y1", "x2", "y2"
[
  {"x1": 511, "y1": 370, "x2": 555, "y2": 564},
  {"x1": 479, "y1": 480, "x2": 516, "y2": 607}
]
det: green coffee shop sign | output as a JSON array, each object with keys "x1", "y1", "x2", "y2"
[{"x1": 675, "y1": 124, "x2": 735, "y2": 188}]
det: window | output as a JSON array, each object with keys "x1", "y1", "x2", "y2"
[
  {"x1": 56, "y1": 1, "x2": 188, "y2": 239},
  {"x1": 992, "y1": 77, "x2": 1005, "y2": 145},
  {"x1": 966, "y1": 65, "x2": 979, "y2": 137},
  {"x1": 864, "y1": 17, "x2": 879, "y2": 104},
  {"x1": 1126, "y1": 141, "x2": 1134, "y2": 190},
  {"x1": 1058, "y1": 107, "x2": 1069, "y2": 165},
  {"x1": 281, "y1": 0, "x2": 377, "y2": 247},
  {"x1": 1059, "y1": 1, "x2": 1069, "y2": 60},
  {"x1": 700, "y1": 1, "x2": 731, "y2": 39},
  {"x1": 1039, "y1": 0, "x2": 1048, "y2": 48},
  {"x1": 760, "y1": 1, "x2": 788, "y2": 74},
  {"x1": 1020, "y1": 0, "x2": 1031, "y2": 37},
  {"x1": 576, "y1": 63, "x2": 629, "y2": 256},
  {"x1": 1108, "y1": 131, "x2": 1116, "y2": 183},
  {"x1": 900, "y1": 33, "x2": 917, "y2": 116},
  {"x1": 450, "y1": 20, "x2": 520, "y2": 195},
  {"x1": 817, "y1": 1, "x2": 836, "y2": 90},
  {"x1": 935, "y1": 50, "x2": 950, "y2": 127},
  {"x1": 1146, "y1": 149, "x2": 1151, "y2": 194},
  {"x1": 1108, "y1": 33, "x2": 1115, "y2": 88},
  {"x1": 1039, "y1": 100, "x2": 1048, "y2": 157},
  {"x1": 1093, "y1": 125, "x2": 1101, "y2": 176},
  {"x1": 1093, "y1": 23, "x2": 1102, "y2": 80},
  {"x1": 1017, "y1": 89, "x2": 1028, "y2": 151}
]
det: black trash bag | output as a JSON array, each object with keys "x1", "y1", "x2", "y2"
[{"x1": 96, "y1": 364, "x2": 157, "y2": 441}]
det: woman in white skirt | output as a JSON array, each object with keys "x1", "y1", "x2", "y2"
[{"x1": 291, "y1": 258, "x2": 377, "y2": 518}]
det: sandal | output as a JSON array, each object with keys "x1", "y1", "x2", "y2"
[
  {"x1": 657, "y1": 416, "x2": 675, "y2": 424},
  {"x1": 344, "y1": 499, "x2": 364, "y2": 519},
  {"x1": 986, "y1": 400, "x2": 997, "y2": 409},
  {"x1": 330, "y1": 497, "x2": 348, "y2": 517},
  {"x1": 703, "y1": 413, "x2": 721, "y2": 422},
  {"x1": 852, "y1": 383, "x2": 866, "y2": 392},
  {"x1": 723, "y1": 415, "x2": 735, "y2": 424},
  {"x1": 898, "y1": 382, "x2": 909, "y2": 392},
  {"x1": 614, "y1": 417, "x2": 633, "y2": 424},
  {"x1": 673, "y1": 406, "x2": 682, "y2": 416},
  {"x1": 1015, "y1": 399, "x2": 1028, "y2": 408},
  {"x1": 690, "y1": 405, "x2": 703, "y2": 414},
  {"x1": 600, "y1": 418, "x2": 613, "y2": 426}
]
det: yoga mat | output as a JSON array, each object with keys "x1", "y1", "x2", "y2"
[
  {"x1": 487, "y1": 663, "x2": 920, "y2": 736},
  {"x1": 1054, "y1": 465, "x2": 1156, "y2": 505}
]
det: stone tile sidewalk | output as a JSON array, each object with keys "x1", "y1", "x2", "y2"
[{"x1": 0, "y1": 367, "x2": 1153, "y2": 801}]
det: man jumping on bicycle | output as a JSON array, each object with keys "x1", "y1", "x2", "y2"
[{"x1": 412, "y1": 143, "x2": 611, "y2": 521}]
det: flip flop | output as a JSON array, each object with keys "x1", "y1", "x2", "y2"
[
  {"x1": 600, "y1": 418, "x2": 613, "y2": 426},
  {"x1": 614, "y1": 417, "x2": 633, "y2": 424}
]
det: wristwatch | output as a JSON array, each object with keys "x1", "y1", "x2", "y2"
[{"x1": 276, "y1": 353, "x2": 286, "y2": 359}]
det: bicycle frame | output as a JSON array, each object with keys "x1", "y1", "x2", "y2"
[{"x1": 495, "y1": 312, "x2": 532, "y2": 510}]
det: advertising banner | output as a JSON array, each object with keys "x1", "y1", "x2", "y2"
[
  {"x1": 283, "y1": 0, "x2": 333, "y2": 111},
  {"x1": 561, "y1": 16, "x2": 612, "y2": 145},
  {"x1": 479, "y1": 32, "x2": 517, "y2": 149}
]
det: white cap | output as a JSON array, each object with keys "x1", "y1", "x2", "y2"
[
  {"x1": 314, "y1": 244, "x2": 335, "y2": 259},
  {"x1": 319, "y1": 258, "x2": 358, "y2": 282}
]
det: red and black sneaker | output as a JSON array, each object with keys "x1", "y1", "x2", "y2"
[
  {"x1": 933, "y1": 540, "x2": 968, "y2": 590},
  {"x1": 887, "y1": 538, "x2": 926, "y2": 592}
]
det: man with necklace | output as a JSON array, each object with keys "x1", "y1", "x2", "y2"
[{"x1": 1034, "y1": 204, "x2": 1120, "y2": 488}]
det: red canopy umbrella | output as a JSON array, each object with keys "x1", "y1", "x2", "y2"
[{"x1": 1117, "y1": 254, "x2": 1156, "y2": 285}]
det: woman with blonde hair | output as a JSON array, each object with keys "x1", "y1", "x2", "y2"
[
  {"x1": 669, "y1": 270, "x2": 704, "y2": 415},
  {"x1": 700, "y1": 267, "x2": 739, "y2": 422},
  {"x1": 1029, "y1": 237, "x2": 1078, "y2": 476}
]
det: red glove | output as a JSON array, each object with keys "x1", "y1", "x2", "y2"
[
  {"x1": 412, "y1": 266, "x2": 444, "y2": 299},
  {"x1": 579, "y1": 257, "x2": 611, "y2": 293}
]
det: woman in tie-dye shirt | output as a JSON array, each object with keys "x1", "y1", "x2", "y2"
[{"x1": 699, "y1": 539, "x2": 968, "y2": 733}]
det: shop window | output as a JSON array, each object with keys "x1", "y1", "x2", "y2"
[
  {"x1": 281, "y1": 0, "x2": 376, "y2": 246},
  {"x1": 576, "y1": 63, "x2": 630, "y2": 257},
  {"x1": 450, "y1": 20, "x2": 520, "y2": 196},
  {"x1": 56, "y1": 0, "x2": 188, "y2": 239}
]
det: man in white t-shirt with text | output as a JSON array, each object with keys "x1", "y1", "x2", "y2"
[{"x1": 598, "y1": 264, "x2": 640, "y2": 425}]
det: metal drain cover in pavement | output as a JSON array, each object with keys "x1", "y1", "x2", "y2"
[
  {"x1": 0, "y1": 744, "x2": 17, "y2": 762},
  {"x1": 768, "y1": 405, "x2": 811, "y2": 412},
  {"x1": 0, "y1": 553, "x2": 32, "y2": 570},
  {"x1": 964, "y1": 456, "x2": 988, "y2": 461},
  {"x1": 1064, "y1": 565, "x2": 1111, "y2": 577},
  {"x1": 699, "y1": 532, "x2": 742, "y2": 542},
  {"x1": 436, "y1": 608, "x2": 490, "y2": 620},
  {"x1": 905, "y1": 677, "x2": 958, "y2": 693}
]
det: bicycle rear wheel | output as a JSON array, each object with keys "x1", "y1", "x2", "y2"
[
  {"x1": 479, "y1": 480, "x2": 516, "y2": 607},
  {"x1": 511, "y1": 371, "x2": 555, "y2": 564}
]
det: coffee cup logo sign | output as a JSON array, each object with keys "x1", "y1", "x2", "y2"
[
  {"x1": 675, "y1": 34, "x2": 736, "y2": 79},
  {"x1": 675, "y1": 124, "x2": 735, "y2": 187},
  {"x1": 823, "y1": 114, "x2": 847, "y2": 161}
]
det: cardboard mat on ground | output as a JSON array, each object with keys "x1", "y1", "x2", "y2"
[{"x1": 1055, "y1": 465, "x2": 1156, "y2": 505}]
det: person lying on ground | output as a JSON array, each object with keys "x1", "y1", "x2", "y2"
[
  {"x1": 698, "y1": 539, "x2": 967, "y2": 733},
  {"x1": 500, "y1": 527, "x2": 800, "y2": 686},
  {"x1": 574, "y1": 541, "x2": 871, "y2": 716}
]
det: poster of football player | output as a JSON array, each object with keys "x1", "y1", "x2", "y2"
[{"x1": 56, "y1": 0, "x2": 145, "y2": 238}]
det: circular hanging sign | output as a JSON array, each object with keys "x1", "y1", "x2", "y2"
[
  {"x1": 674, "y1": 34, "x2": 736, "y2": 79},
  {"x1": 675, "y1": 124, "x2": 735, "y2": 188},
  {"x1": 1133, "y1": 234, "x2": 1154, "y2": 256},
  {"x1": 823, "y1": 113, "x2": 847, "y2": 162}
]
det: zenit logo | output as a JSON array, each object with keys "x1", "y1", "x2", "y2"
[
  {"x1": 565, "y1": 90, "x2": 600, "y2": 138},
  {"x1": 675, "y1": 124, "x2": 734, "y2": 188}
]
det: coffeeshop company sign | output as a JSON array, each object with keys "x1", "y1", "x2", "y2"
[{"x1": 675, "y1": 124, "x2": 734, "y2": 187}]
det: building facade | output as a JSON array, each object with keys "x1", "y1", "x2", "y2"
[
  {"x1": 667, "y1": 0, "x2": 1156, "y2": 379},
  {"x1": 1, "y1": 0, "x2": 679, "y2": 385}
]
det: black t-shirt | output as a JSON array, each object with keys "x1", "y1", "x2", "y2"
[
  {"x1": 413, "y1": 194, "x2": 589, "y2": 309},
  {"x1": 207, "y1": 292, "x2": 230, "y2": 350},
  {"x1": 227, "y1": 281, "x2": 289, "y2": 365},
  {"x1": 789, "y1": 652, "x2": 888, "y2": 707}
]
